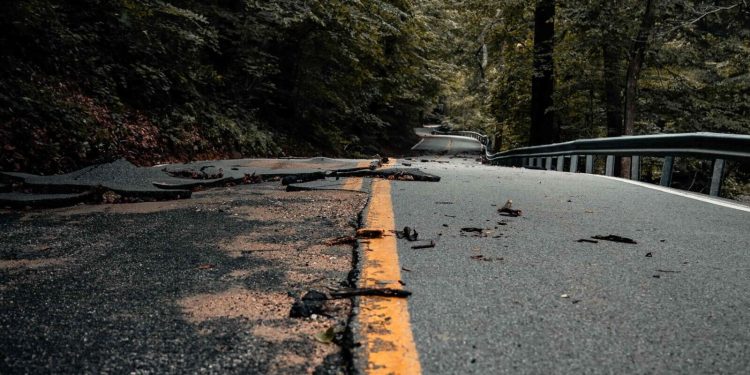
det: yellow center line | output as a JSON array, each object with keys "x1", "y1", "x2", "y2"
[{"x1": 358, "y1": 171, "x2": 422, "y2": 375}]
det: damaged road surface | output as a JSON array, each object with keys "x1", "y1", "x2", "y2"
[
  {"x1": 387, "y1": 155, "x2": 750, "y2": 374},
  {"x1": 0, "y1": 157, "x2": 379, "y2": 208},
  {"x1": 0, "y1": 157, "x2": 444, "y2": 374},
  {"x1": 0, "y1": 174, "x2": 373, "y2": 374}
]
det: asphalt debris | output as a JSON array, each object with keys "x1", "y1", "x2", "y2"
[
  {"x1": 281, "y1": 172, "x2": 327, "y2": 186},
  {"x1": 461, "y1": 227, "x2": 490, "y2": 237},
  {"x1": 645, "y1": 252, "x2": 653, "y2": 257},
  {"x1": 656, "y1": 269, "x2": 681, "y2": 273},
  {"x1": 591, "y1": 234, "x2": 638, "y2": 244},
  {"x1": 242, "y1": 172, "x2": 263, "y2": 184},
  {"x1": 166, "y1": 165, "x2": 225, "y2": 180},
  {"x1": 396, "y1": 226, "x2": 419, "y2": 241},
  {"x1": 356, "y1": 229, "x2": 384, "y2": 239},
  {"x1": 290, "y1": 290, "x2": 328, "y2": 318},
  {"x1": 470, "y1": 255, "x2": 500, "y2": 262},
  {"x1": 411, "y1": 241, "x2": 436, "y2": 249},
  {"x1": 336, "y1": 168, "x2": 441, "y2": 182},
  {"x1": 498, "y1": 199, "x2": 522, "y2": 217},
  {"x1": 577, "y1": 238, "x2": 599, "y2": 244}
]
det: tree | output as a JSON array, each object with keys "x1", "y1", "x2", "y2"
[{"x1": 530, "y1": 0, "x2": 557, "y2": 145}]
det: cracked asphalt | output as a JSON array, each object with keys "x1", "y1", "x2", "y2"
[{"x1": 0, "y1": 182, "x2": 367, "y2": 374}]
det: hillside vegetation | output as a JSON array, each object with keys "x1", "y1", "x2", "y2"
[{"x1": 1, "y1": 1, "x2": 749, "y2": 184}]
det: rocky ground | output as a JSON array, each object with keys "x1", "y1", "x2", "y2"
[{"x1": 0, "y1": 181, "x2": 368, "y2": 374}]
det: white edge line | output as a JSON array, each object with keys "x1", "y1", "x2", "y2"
[{"x1": 593, "y1": 174, "x2": 750, "y2": 213}]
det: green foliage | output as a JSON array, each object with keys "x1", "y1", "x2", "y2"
[
  {"x1": 1, "y1": 0, "x2": 748, "y2": 194},
  {"x1": 0, "y1": 0, "x2": 439, "y2": 173}
]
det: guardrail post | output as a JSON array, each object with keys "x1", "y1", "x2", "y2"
[
  {"x1": 631, "y1": 156, "x2": 641, "y2": 181},
  {"x1": 605, "y1": 155, "x2": 615, "y2": 176},
  {"x1": 545, "y1": 157, "x2": 553, "y2": 170},
  {"x1": 536, "y1": 158, "x2": 543, "y2": 168},
  {"x1": 522, "y1": 158, "x2": 528, "y2": 167},
  {"x1": 570, "y1": 155, "x2": 579, "y2": 173},
  {"x1": 585, "y1": 155, "x2": 593, "y2": 174},
  {"x1": 556, "y1": 156, "x2": 565, "y2": 171},
  {"x1": 660, "y1": 156, "x2": 674, "y2": 187},
  {"x1": 710, "y1": 158, "x2": 725, "y2": 196}
]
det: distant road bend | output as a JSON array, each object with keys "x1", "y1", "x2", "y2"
[{"x1": 410, "y1": 127, "x2": 484, "y2": 154}]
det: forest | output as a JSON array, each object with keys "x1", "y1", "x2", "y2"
[{"x1": 1, "y1": 0, "x2": 749, "y2": 179}]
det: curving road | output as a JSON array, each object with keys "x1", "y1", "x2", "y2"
[
  {"x1": 411, "y1": 129, "x2": 484, "y2": 154},
  {"x1": 388, "y1": 136, "x2": 750, "y2": 373}
]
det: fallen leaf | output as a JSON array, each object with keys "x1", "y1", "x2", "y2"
[{"x1": 314, "y1": 327, "x2": 335, "y2": 344}]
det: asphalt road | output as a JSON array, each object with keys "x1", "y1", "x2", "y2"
[
  {"x1": 411, "y1": 134, "x2": 483, "y2": 154},
  {"x1": 391, "y1": 156, "x2": 750, "y2": 374}
]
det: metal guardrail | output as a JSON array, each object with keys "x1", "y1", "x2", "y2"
[{"x1": 479, "y1": 132, "x2": 750, "y2": 197}]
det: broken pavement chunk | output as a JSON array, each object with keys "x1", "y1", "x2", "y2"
[
  {"x1": 591, "y1": 235, "x2": 637, "y2": 244},
  {"x1": 498, "y1": 199, "x2": 522, "y2": 217},
  {"x1": 335, "y1": 168, "x2": 441, "y2": 182},
  {"x1": 290, "y1": 290, "x2": 328, "y2": 318},
  {"x1": 281, "y1": 172, "x2": 327, "y2": 186},
  {"x1": 243, "y1": 172, "x2": 263, "y2": 184},
  {"x1": 396, "y1": 226, "x2": 419, "y2": 241},
  {"x1": 461, "y1": 227, "x2": 490, "y2": 237}
]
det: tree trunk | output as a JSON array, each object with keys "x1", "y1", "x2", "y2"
[
  {"x1": 603, "y1": 41, "x2": 624, "y2": 176},
  {"x1": 623, "y1": 0, "x2": 657, "y2": 134},
  {"x1": 622, "y1": 0, "x2": 658, "y2": 176},
  {"x1": 529, "y1": 0, "x2": 556, "y2": 146},
  {"x1": 603, "y1": 43, "x2": 623, "y2": 138}
]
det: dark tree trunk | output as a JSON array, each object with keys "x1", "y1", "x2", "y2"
[
  {"x1": 624, "y1": 0, "x2": 657, "y2": 135},
  {"x1": 529, "y1": 0, "x2": 556, "y2": 146},
  {"x1": 603, "y1": 44, "x2": 623, "y2": 138},
  {"x1": 622, "y1": 0, "x2": 658, "y2": 176},
  {"x1": 603, "y1": 41, "x2": 624, "y2": 176}
]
